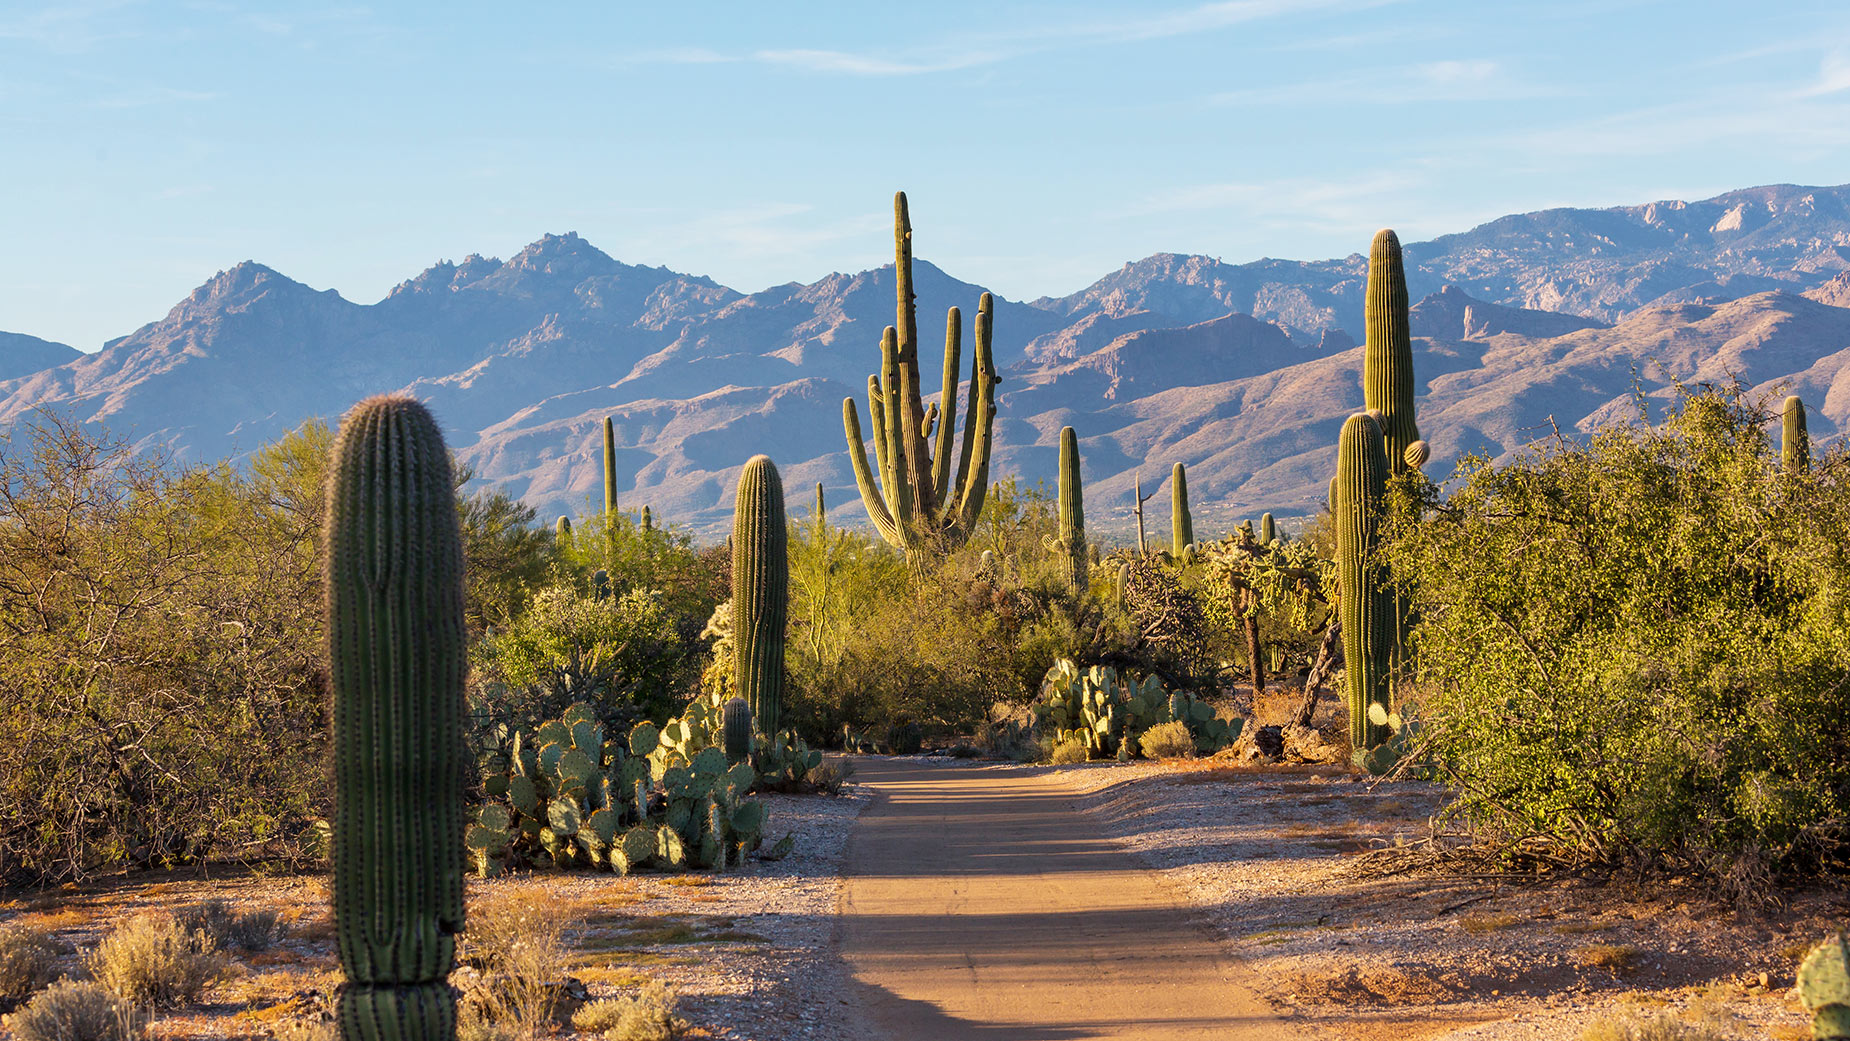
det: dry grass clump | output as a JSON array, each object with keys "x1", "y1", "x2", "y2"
[
  {"x1": 0, "y1": 924, "x2": 70, "y2": 1010},
  {"x1": 457, "y1": 888, "x2": 575, "y2": 1040},
  {"x1": 267, "y1": 1020, "x2": 335, "y2": 1041},
  {"x1": 88, "y1": 914, "x2": 225, "y2": 1008},
  {"x1": 174, "y1": 898, "x2": 286, "y2": 952},
  {"x1": 571, "y1": 981, "x2": 684, "y2": 1041},
  {"x1": 2, "y1": 979, "x2": 145, "y2": 1041},
  {"x1": 1579, "y1": 1003, "x2": 1743, "y2": 1041},
  {"x1": 1048, "y1": 738, "x2": 1090, "y2": 765},
  {"x1": 1137, "y1": 721, "x2": 1195, "y2": 760},
  {"x1": 1574, "y1": 944, "x2": 1641, "y2": 973},
  {"x1": 1459, "y1": 912, "x2": 1525, "y2": 935}
]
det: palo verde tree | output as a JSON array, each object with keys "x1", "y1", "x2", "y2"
[{"x1": 842, "y1": 192, "x2": 1000, "y2": 559}]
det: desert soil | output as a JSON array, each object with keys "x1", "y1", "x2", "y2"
[{"x1": 2, "y1": 752, "x2": 1843, "y2": 1041}]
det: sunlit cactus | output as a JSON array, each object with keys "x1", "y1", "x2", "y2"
[
  {"x1": 842, "y1": 192, "x2": 999, "y2": 558},
  {"x1": 1365, "y1": 230, "x2": 1421, "y2": 477},
  {"x1": 733, "y1": 456, "x2": 788, "y2": 736},
  {"x1": 1335, "y1": 412, "x2": 1392, "y2": 754},
  {"x1": 1785, "y1": 395, "x2": 1811, "y2": 475},
  {"x1": 323, "y1": 396, "x2": 466, "y2": 1041},
  {"x1": 1059, "y1": 426, "x2": 1087, "y2": 594},
  {"x1": 1171, "y1": 462, "x2": 1193, "y2": 557}
]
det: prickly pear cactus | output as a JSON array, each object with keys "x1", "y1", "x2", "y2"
[
  {"x1": 324, "y1": 396, "x2": 466, "y2": 1041},
  {"x1": 1799, "y1": 932, "x2": 1850, "y2": 1040}
]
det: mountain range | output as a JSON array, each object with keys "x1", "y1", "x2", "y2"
[{"x1": 3, "y1": 182, "x2": 1849, "y2": 540}]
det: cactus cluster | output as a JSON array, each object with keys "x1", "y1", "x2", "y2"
[
  {"x1": 842, "y1": 192, "x2": 999, "y2": 556},
  {"x1": 470, "y1": 698, "x2": 781, "y2": 877},
  {"x1": 1032, "y1": 659, "x2": 1241, "y2": 760},
  {"x1": 323, "y1": 396, "x2": 467, "y2": 1041}
]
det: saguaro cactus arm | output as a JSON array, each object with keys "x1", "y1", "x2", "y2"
[{"x1": 842, "y1": 400, "x2": 902, "y2": 546}]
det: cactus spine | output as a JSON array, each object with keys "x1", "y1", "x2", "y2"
[
  {"x1": 1364, "y1": 230, "x2": 1421, "y2": 477},
  {"x1": 1784, "y1": 394, "x2": 1810, "y2": 475},
  {"x1": 1059, "y1": 426, "x2": 1087, "y2": 594},
  {"x1": 733, "y1": 456, "x2": 788, "y2": 736},
  {"x1": 1335, "y1": 412, "x2": 1393, "y2": 754},
  {"x1": 324, "y1": 396, "x2": 466, "y2": 1041},
  {"x1": 1170, "y1": 463, "x2": 1193, "y2": 557},
  {"x1": 842, "y1": 192, "x2": 999, "y2": 558}
]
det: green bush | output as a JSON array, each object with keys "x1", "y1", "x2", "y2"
[
  {"x1": 3, "y1": 980, "x2": 144, "y2": 1041},
  {"x1": 1390, "y1": 384, "x2": 1850, "y2": 890}
]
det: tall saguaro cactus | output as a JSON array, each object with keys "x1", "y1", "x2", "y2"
[
  {"x1": 1059, "y1": 426, "x2": 1087, "y2": 594},
  {"x1": 1784, "y1": 394, "x2": 1810, "y2": 475},
  {"x1": 1335, "y1": 412, "x2": 1393, "y2": 754},
  {"x1": 842, "y1": 192, "x2": 1000, "y2": 558},
  {"x1": 1364, "y1": 230, "x2": 1422, "y2": 476},
  {"x1": 603, "y1": 417, "x2": 618, "y2": 518},
  {"x1": 324, "y1": 396, "x2": 467, "y2": 1041},
  {"x1": 1171, "y1": 462, "x2": 1193, "y2": 556},
  {"x1": 733, "y1": 455, "x2": 788, "y2": 736}
]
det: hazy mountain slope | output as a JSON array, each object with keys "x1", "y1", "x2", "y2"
[{"x1": 0, "y1": 332, "x2": 81, "y2": 383}]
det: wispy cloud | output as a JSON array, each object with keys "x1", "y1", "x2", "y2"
[
  {"x1": 1122, "y1": 170, "x2": 1431, "y2": 236},
  {"x1": 752, "y1": 48, "x2": 1004, "y2": 76},
  {"x1": 1797, "y1": 51, "x2": 1850, "y2": 97},
  {"x1": 0, "y1": 0, "x2": 142, "y2": 53},
  {"x1": 1211, "y1": 58, "x2": 1563, "y2": 106}
]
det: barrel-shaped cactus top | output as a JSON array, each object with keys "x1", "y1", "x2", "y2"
[
  {"x1": 323, "y1": 395, "x2": 467, "y2": 1035},
  {"x1": 1365, "y1": 229, "x2": 1421, "y2": 476},
  {"x1": 1171, "y1": 462, "x2": 1193, "y2": 557},
  {"x1": 1784, "y1": 394, "x2": 1810, "y2": 475},
  {"x1": 733, "y1": 455, "x2": 789, "y2": 736}
]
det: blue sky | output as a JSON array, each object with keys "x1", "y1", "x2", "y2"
[{"x1": 3, "y1": 1, "x2": 1848, "y2": 352}]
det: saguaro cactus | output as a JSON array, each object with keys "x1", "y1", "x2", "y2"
[
  {"x1": 603, "y1": 417, "x2": 618, "y2": 518},
  {"x1": 1258, "y1": 512, "x2": 1276, "y2": 546},
  {"x1": 640, "y1": 505, "x2": 653, "y2": 532},
  {"x1": 555, "y1": 515, "x2": 571, "y2": 543},
  {"x1": 1170, "y1": 463, "x2": 1193, "y2": 557},
  {"x1": 733, "y1": 455, "x2": 788, "y2": 736},
  {"x1": 324, "y1": 396, "x2": 466, "y2": 1041},
  {"x1": 1059, "y1": 426, "x2": 1087, "y2": 594},
  {"x1": 1335, "y1": 412, "x2": 1392, "y2": 754},
  {"x1": 813, "y1": 482, "x2": 826, "y2": 529},
  {"x1": 842, "y1": 192, "x2": 1000, "y2": 558},
  {"x1": 1785, "y1": 394, "x2": 1811, "y2": 475},
  {"x1": 1364, "y1": 230, "x2": 1421, "y2": 477}
]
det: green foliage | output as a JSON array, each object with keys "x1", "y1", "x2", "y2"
[
  {"x1": 1198, "y1": 518, "x2": 1334, "y2": 688},
  {"x1": 841, "y1": 192, "x2": 998, "y2": 557},
  {"x1": 3, "y1": 980, "x2": 144, "y2": 1041},
  {"x1": 458, "y1": 485, "x2": 554, "y2": 636},
  {"x1": 0, "y1": 413, "x2": 329, "y2": 884},
  {"x1": 1138, "y1": 721, "x2": 1196, "y2": 760},
  {"x1": 471, "y1": 584, "x2": 686, "y2": 736},
  {"x1": 1389, "y1": 384, "x2": 1850, "y2": 887},
  {"x1": 324, "y1": 395, "x2": 466, "y2": 1038}
]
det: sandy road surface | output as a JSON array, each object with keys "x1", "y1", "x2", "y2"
[{"x1": 836, "y1": 758, "x2": 1314, "y2": 1041}]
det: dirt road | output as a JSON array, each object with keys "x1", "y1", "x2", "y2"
[{"x1": 836, "y1": 758, "x2": 1312, "y2": 1040}]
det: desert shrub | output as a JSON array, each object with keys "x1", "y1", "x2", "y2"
[
  {"x1": 268, "y1": 1021, "x2": 335, "y2": 1041},
  {"x1": 88, "y1": 914, "x2": 223, "y2": 1009},
  {"x1": 457, "y1": 889, "x2": 573, "y2": 1039},
  {"x1": 572, "y1": 981, "x2": 683, "y2": 1041},
  {"x1": 0, "y1": 925, "x2": 68, "y2": 1010},
  {"x1": 3, "y1": 980, "x2": 144, "y2": 1041},
  {"x1": 173, "y1": 899, "x2": 284, "y2": 953},
  {"x1": 0, "y1": 417, "x2": 331, "y2": 883},
  {"x1": 1391, "y1": 384, "x2": 1850, "y2": 890},
  {"x1": 471, "y1": 584, "x2": 688, "y2": 736},
  {"x1": 1579, "y1": 1004, "x2": 1742, "y2": 1041},
  {"x1": 1138, "y1": 721, "x2": 1197, "y2": 760},
  {"x1": 1048, "y1": 737, "x2": 1090, "y2": 765}
]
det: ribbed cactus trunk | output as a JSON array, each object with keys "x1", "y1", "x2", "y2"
[
  {"x1": 1258, "y1": 512, "x2": 1276, "y2": 545},
  {"x1": 1335, "y1": 412, "x2": 1393, "y2": 754},
  {"x1": 555, "y1": 515, "x2": 571, "y2": 543},
  {"x1": 324, "y1": 396, "x2": 466, "y2": 1041},
  {"x1": 842, "y1": 192, "x2": 999, "y2": 558},
  {"x1": 1058, "y1": 426, "x2": 1087, "y2": 594},
  {"x1": 640, "y1": 505, "x2": 653, "y2": 532},
  {"x1": 813, "y1": 482, "x2": 826, "y2": 529},
  {"x1": 733, "y1": 455, "x2": 788, "y2": 737},
  {"x1": 1784, "y1": 395, "x2": 1810, "y2": 475},
  {"x1": 1170, "y1": 462, "x2": 1193, "y2": 556},
  {"x1": 602, "y1": 416, "x2": 618, "y2": 564},
  {"x1": 1364, "y1": 230, "x2": 1420, "y2": 477}
]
